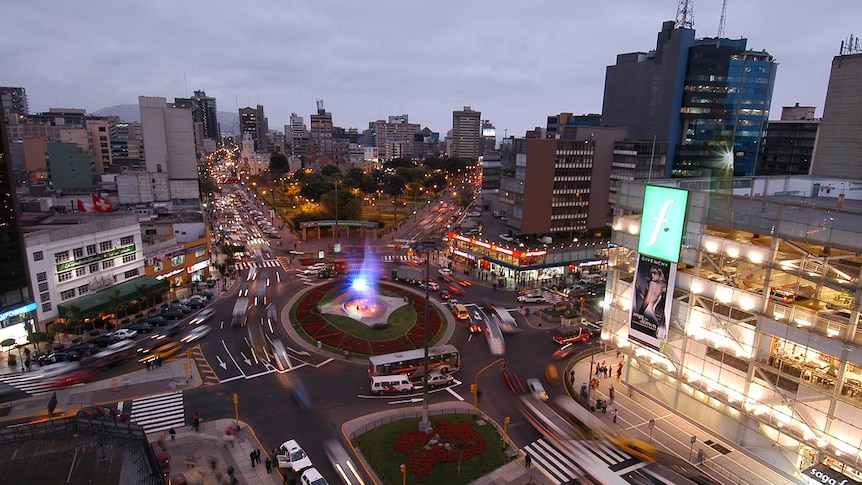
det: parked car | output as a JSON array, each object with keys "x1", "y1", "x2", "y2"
[
  {"x1": 499, "y1": 233, "x2": 514, "y2": 242},
  {"x1": 299, "y1": 467, "x2": 328, "y2": 485},
  {"x1": 276, "y1": 439, "x2": 312, "y2": 473},
  {"x1": 111, "y1": 329, "x2": 138, "y2": 340},
  {"x1": 91, "y1": 335, "x2": 120, "y2": 347},
  {"x1": 161, "y1": 308, "x2": 183, "y2": 320},
  {"x1": 197, "y1": 290, "x2": 214, "y2": 300},
  {"x1": 186, "y1": 298, "x2": 206, "y2": 309},
  {"x1": 128, "y1": 322, "x2": 153, "y2": 333},
  {"x1": 146, "y1": 315, "x2": 167, "y2": 326},
  {"x1": 517, "y1": 294, "x2": 545, "y2": 303}
]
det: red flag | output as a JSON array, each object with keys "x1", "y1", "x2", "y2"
[
  {"x1": 77, "y1": 199, "x2": 89, "y2": 213},
  {"x1": 92, "y1": 194, "x2": 114, "y2": 213}
]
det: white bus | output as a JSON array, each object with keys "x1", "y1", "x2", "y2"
[{"x1": 368, "y1": 345, "x2": 460, "y2": 378}]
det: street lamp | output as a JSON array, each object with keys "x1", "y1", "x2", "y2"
[{"x1": 409, "y1": 239, "x2": 446, "y2": 433}]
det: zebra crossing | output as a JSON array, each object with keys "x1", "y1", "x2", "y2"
[
  {"x1": 380, "y1": 254, "x2": 421, "y2": 263},
  {"x1": 234, "y1": 259, "x2": 282, "y2": 271},
  {"x1": 128, "y1": 391, "x2": 186, "y2": 434},
  {"x1": 0, "y1": 371, "x2": 59, "y2": 396},
  {"x1": 522, "y1": 438, "x2": 641, "y2": 484}
]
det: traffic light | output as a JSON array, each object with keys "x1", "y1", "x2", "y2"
[
  {"x1": 504, "y1": 416, "x2": 510, "y2": 426},
  {"x1": 470, "y1": 383, "x2": 477, "y2": 395},
  {"x1": 501, "y1": 360, "x2": 506, "y2": 371},
  {"x1": 400, "y1": 464, "x2": 406, "y2": 473}
]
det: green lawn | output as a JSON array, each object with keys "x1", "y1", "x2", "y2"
[{"x1": 354, "y1": 414, "x2": 510, "y2": 485}]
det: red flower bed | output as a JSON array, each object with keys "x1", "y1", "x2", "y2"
[
  {"x1": 369, "y1": 336, "x2": 414, "y2": 355},
  {"x1": 340, "y1": 334, "x2": 373, "y2": 355},
  {"x1": 317, "y1": 333, "x2": 344, "y2": 348},
  {"x1": 394, "y1": 420, "x2": 485, "y2": 482}
]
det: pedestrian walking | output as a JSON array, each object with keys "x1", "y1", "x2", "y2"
[
  {"x1": 613, "y1": 408, "x2": 619, "y2": 423},
  {"x1": 255, "y1": 448, "x2": 261, "y2": 464},
  {"x1": 146, "y1": 360, "x2": 151, "y2": 371},
  {"x1": 192, "y1": 412, "x2": 200, "y2": 432},
  {"x1": 249, "y1": 451, "x2": 256, "y2": 468},
  {"x1": 617, "y1": 361, "x2": 624, "y2": 379},
  {"x1": 609, "y1": 386, "x2": 615, "y2": 401},
  {"x1": 265, "y1": 456, "x2": 272, "y2": 474},
  {"x1": 524, "y1": 451, "x2": 532, "y2": 468},
  {"x1": 169, "y1": 428, "x2": 176, "y2": 440}
]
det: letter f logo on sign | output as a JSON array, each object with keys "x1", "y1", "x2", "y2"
[
  {"x1": 643, "y1": 200, "x2": 675, "y2": 248},
  {"x1": 638, "y1": 185, "x2": 688, "y2": 263}
]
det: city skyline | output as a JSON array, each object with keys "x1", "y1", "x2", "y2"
[{"x1": 2, "y1": 1, "x2": 860, "y2": 140}]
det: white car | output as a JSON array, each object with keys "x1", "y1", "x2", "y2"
[
  {"x1": 438, "y1": 268, "x2": 452, "y2": 276},
  {"x1": 300, "y1": 467, "x2": 328, "y2": 485},
  {"x1": 307, "y1": 262, "x2": 327, "y2": 271},
  {"x1": 111, "y1": 329, "x2": 138, "y2": 340},
  {"x1": 419, "y1": 281, "x2": 440, "y2": 291},
  {"x1": 189, "y1": 308, "x2": 215, "y2": 325},
  {"x1": 527, "y1": 378, "x2": 549, "y2": 401},
  {"x1": 517, "y1": 294, "x2": 544, "y2": 303},
  {"x1": 180, "y1": 325, "x2": 211, "y2": 343},
  {"x1": 499, "y1": 234, "x2": 514, "y2": 242},
  {"x1": 277, "y1": 439, "x2": 312, "y2": 473},
  {"x1": 424, "y1": 371, "x2": 454, "y2": 389}
]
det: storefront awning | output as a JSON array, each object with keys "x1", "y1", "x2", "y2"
[{"x1": 57, "y1": 276, "x2": 167, "y2": 320}]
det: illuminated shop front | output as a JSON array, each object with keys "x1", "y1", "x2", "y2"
[
  {"x1": 605, "y1": 178, "x2": 862, "y2": 484},
  {"x1": 445, "y1": 232, "x2": 607, "y2": 290}
]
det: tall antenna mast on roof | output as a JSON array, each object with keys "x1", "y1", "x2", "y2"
[{"x1": 675, "y1": 0, "x2": 694, "y2": 29}]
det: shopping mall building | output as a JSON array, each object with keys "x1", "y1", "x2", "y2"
[{"x1": 606, "y1": 176, "x2": 862, "y2": 483}]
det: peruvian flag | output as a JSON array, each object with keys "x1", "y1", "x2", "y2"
[
  {"x1": 77, "y1": 199, "x2": 90, "y2": 212},
  {"x1": 92, "y1": 194, "x2": 114, "y2": 213}
]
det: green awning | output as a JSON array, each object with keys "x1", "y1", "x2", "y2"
[{"x1": 57, "y1": 276, "x2": 167, "y2": 319}]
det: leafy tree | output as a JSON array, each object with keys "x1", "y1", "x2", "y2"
[
  {"x1": 320, "y1": 189, "x2": 362, "y2": 220},
  {"x1": 384, "y1": 157, "x2": 414, "y2": 169},
  {"x1": 301, "y1": 181, "x2": 333, "y2": 201},
  {"x1": 269, "y1": 152, "x2": 290, "y2": 177},
  {"x1": 321, "y1": 164, "x2": 342, "y2": 177}
]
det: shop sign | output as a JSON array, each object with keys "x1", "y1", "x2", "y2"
[
  {"x1": 56, "y1": 244, "x2": 136, "y2": 272},
  {"x1": 638, "y1": 185, "x2": 688, "y2": 263},
  {"x1": 0, "y1": 302, "x2": 37, "y2": 323},
  {"x1": 803, "y1": 463, "x2": 861, "y2": 485}
]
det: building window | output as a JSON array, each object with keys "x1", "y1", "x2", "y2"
[
  {"x1": 102, "y1": 259, "x2": 114, "y2": 270},
  {"x1": 87, "y1": 244, "x2": 97, "y2": 255},
  {"x1": 41, "y1": 302, "x2": 52, "y2": 312},
  {"x1": 38, "y1": 282, "x2": 48, "y2": 292},
  {"x1": 58, "y1": 271, "x2": 72, "y2": 282},
  {"x1": 40, "y1": 292, "x2": 50, "y2": 302},
  {"x1": 73, "y1": 247, "x2": 84, "y2": 259},
  {"x1": 153, "y1": 261, "x2": 163, "y2": 271},
  {"x1": 89, "y1": 263, "x2": 99, "y2": 274},
  {"x1": 171, "y1": 254, "x2": 185, "y2": 266},
  {"x1": 99, "y1": 241, "x2": 113, "y2": 252},
  {"x1": 121, "y1": 236, "x2": 134, "y2": 245},
  {"x1": 36, "y1": 272, "x2": 47, "y2": 282},
  {"x1": 195, "y1": 248, "x2": 206, "y2": 259},
  {"x1": 78, "y1": 284, "x2": 89, "y2": 295},
  {"x1": 122, "y1": 254, "x2": 136, "y2": 264},
  {"x1": 60, "y1": 289, "x2": 76, "y2": 300},
  {"x1": 124, "y1": 269, "x2": 140, "y2": 279},
  {"x1": 33, "y1": 251, "x2": 43, "y2": 262},
  {"x1": 55, "y1": 251, "x2": 70, "y2": 263},
  {"x1": 76, "y1": 267, "x2": 87, "y2": 277}
]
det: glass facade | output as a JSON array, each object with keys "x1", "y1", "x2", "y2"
[
  {"x1": 607, "y1": 179, "x2": 862, "y2": 482},
  {"x1": 673, "y1": 40, "x2": 777, "y2": 178}
]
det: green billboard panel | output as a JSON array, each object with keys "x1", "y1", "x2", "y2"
[{"x1": 638, "y1": 186, "x2": 688, "y2": 263}]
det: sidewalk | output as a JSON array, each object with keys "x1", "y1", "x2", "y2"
[{"x1": 565, "y1": 349, "x2": 805, "y2": 485}]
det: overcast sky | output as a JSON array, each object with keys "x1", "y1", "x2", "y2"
[{"x1": 2, "y1": 1, "x2": 859, "y2": 138}]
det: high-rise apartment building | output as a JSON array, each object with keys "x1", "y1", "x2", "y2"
[
  {"x1": 758, "y1": 104, "x2": 819, "y2": 176},
  {"x1": 192, "y1": 90, "x2": 219, "y2": 141},
  {"x1": 0, "y1": 96, "x2": 36, "y2": 344},
  {"x1": 139, "y1": 96, "x2": 200, "y2": 202},
  {"x1": 239, "y1": 105, "x2": 268, "y2": 153},
  {"x1": 810, "y1": 52, "x2": 862, "y2": 179},
  {"x1": 602, "y1": 21, "x2": 777, "y2": 178},
  {"x1": 451, "y1": 106, "x2": 481, "y2": 160},
  {"x1": 287, "y1": 113, "x2": 308, "y2": 159},
  {"x1": 371, "y1": 115, "x2": 420, "y2": 159},
  {"x1": 308, "y1": 103, "x2": 335, "y2": 170}
]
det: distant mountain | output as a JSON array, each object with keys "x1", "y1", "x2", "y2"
[{"x1": 93, "y1": 104, "x2": 240, "y2": 136}]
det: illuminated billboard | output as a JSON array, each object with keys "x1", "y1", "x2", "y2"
[
  {"x1": 629, "y1": 254, "x2": 676, "y2": 351},
  {"x1": 637, "y1": 185, "x2": 688, "y2": 263}
]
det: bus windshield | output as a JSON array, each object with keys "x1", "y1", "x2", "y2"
[{"x1": 368, "y1": 345, "x2": 460, "y2": 377}]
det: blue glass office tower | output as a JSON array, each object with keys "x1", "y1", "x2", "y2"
[{"x1": 602, "y1": 21, "x2": 777, "y2": 178}]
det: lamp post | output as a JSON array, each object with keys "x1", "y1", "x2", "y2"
[
  {"x1": 410, "y1": 239, "x2": 446, "y2": 433},
  {"x1": 334, "y1": 180, "x2": 339, "y2": 247}
]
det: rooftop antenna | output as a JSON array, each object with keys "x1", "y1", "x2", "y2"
[
  {"x1": 717, "y1": 0, "x2": 727, "y2": 38},
  {"x1": 675, "y1": 0, "x2": 694, "y2": 29},
  {"x1": 840, "y1": 35, "x2": 861, "y2": 55},
  {"x1": 316, "y1": 99, "x2": 325, "y2": 114}
]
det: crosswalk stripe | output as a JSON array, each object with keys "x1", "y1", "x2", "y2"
[
  {"x1": 129, "y1": 391, "x2": 185, "y2": 434},
  {"x1": 0, "y1": 372, "x2": 66, "y2": 396},
  {"x1": 524, "y1": 437, "x2": 645, "y2": 483}
]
